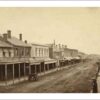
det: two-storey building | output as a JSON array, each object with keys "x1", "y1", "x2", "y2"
[
  {"x1": 64, "y1": 48, "x2": 80, "y2": 64},
  {"x1": 0, "y1": 30, "x2": 31, "y2": 86},
  {"x1": 30, "y1": 43, "x2": 57, "y2": 74},
  {"x1": 48, "y1": 41, "x2": 66, "y2": 67},
  {"x1": 0, "y1": 39, "x2": 13, "y2": 82}
]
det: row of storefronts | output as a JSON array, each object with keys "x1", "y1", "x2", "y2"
[{"x1": 0, "y1": 30, "x2": 84, "y2": 86}]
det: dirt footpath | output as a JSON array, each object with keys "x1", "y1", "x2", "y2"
[{"x1": 0, "y1": 59, "x2": 98, "y2": 93}]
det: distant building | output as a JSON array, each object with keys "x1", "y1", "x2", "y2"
[
  {"x1": 48, "y1": 43, "x2": 65, "y2": 60},
  {"x1": 48, "y1": 42, "x2": 67, "y2": 66},
  {"x1": 64, "y1": 48, "x2": 78, "y2": 58},
  {"x1": 78, "y1": 52, "x2": 86, "y2": 60}
]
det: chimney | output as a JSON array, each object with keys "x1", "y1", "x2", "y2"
[
  {"x1": 25, "y1": 40, "x2": 27, "y2": 44},
  {"x1": 19, "y1": 33, "x2": 22, "y2": 41},
  {"x1": 59, "y1": 44, "x2": 61, "y2": 48},
  {"x1": 62, "y1": 45, "x2": 64, "y2": 48},
  {"x1": 65, "y1": 45, "x2": 67, "y2": 48},
  {"x1": 54, "y1": 40, "x2": 55, "y2": 45},
  {"x1": 7, "y1": 30, "x2": 11, "y2": 38},
  {"x1": 3, "y1": 33, "x2": 8, "y2": 41}
]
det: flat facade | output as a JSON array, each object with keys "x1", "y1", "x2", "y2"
[
  {"x1": 49, "y1": 43, "x2": 65, "y2": 59},
  {"x1": 48, "y1": 42, "x2": 67, "y2": 67},
  {"x1": 31, "y1": 43, "x2": 49, "y2": 59},
  {"x1": 30, "y1": 43, "x2": 57, "y2": 74},
  {"x1": 64, "y1": 48, "x2": 78, "y2": 58}
]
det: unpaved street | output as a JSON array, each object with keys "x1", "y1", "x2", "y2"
[{"x1": 0, "y1": 59, "x2": 98, "y2": 93}]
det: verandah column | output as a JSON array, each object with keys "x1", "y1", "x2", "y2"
[
  {"x1": 24, "y1": 63, "x2": 26, "y2": 80},
  {"x1": 35, "y1": 65, "x2": 37, "y2": 73},
  {"x1": 44, "y1": 63, "x2": 45, "y2": 74},
  {"x1": 52, "y1": 63, "x2": 54, "y2": 69},
  {"x1": 29, "y1": 63, "x2": 31, "y2": 75},
  {"x1": 47, "y1": 64, "x2": 49, "y2": 71},
  {"x1": 12, "y1": 64, "x2": 14, "y2": 84},
  {"x1": 5, "y1": 64, "x2": 7, "y2": 86},
  {"x1": 19, "y1": 63, "x2": 20, "y2": 81},
  {"x1": 39, "y1": 64, "x2": 41, "y2": 73}
]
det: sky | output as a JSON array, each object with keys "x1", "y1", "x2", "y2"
[{"x1": 0, "y1": 7, "x2": 100, "y2": 54}]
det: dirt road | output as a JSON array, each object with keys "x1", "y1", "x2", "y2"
[{"x1": 0, "y1": 59, "x2": 98, "y2": 93}]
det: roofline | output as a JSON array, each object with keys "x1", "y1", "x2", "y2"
[
  {"x1": 31, "y1": 43, "x2": 49, "y2": 47},
  {"x1": 7, "y1": 39, "x2": 31, "y2": 47},
  {"x1": 65, "y1": 48, "x2": 78, "y2": 51}
]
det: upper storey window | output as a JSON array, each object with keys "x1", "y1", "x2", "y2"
[
  {"x1": 3, "y1": 51, "x2": 6, "y2": 57},
  {"x1": 9, "y1": 51, "x2": 11, "y2": 57}
]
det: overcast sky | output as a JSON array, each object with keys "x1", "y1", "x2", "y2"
[{"x1": 0, "y1": 7, "x2": 100, "y2": 54}]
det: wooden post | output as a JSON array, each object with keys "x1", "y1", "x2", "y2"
[
  {"x1": 24, "y1": 63, "x2": 26, "y2": 80},
  {"x1": 47, "y1": 64, "x2": 49, "y2": 71},
  {"x1": 52, "y1": 63, "x2": 54, "y2": 69},
  {"x1": 35, "y1": 65, "x2": 37, "y2": 73},
  {"x1": 5, "y1": 64, "x2": 7, "y2": 86},
  {"x1": 12, "y1": 64, "x2": 14, "y2": 84},
  {"x1": 44, "y1": 64, "x2": 45, "y2": 74},
  {"x1": 54, "y1": 63, "x2": 55, "y2": 68},
  {"x1": 29, "y1": 64, "x2": 31, "y2": 75},
  {"x1": 19, "y1": 63, "x2": 20, "y2": 81},
  {"x1": 39, "y1": 64, "x2": 41, "y2": 73}
]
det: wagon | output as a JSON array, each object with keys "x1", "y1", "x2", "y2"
[{"x1": 28, "y1": 73, "x2": 38, "y2": 81}]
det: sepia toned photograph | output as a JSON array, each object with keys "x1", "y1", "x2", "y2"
[{"x1": 0, "y1": 7, "x2": 100, "y2": 93}]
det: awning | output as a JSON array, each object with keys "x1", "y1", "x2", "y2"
[
  {"x1": 30, "y1": 62, "x2": 40, "y2": 65},
  {"x1": 72, "y1": 57, "x2": 80, "y2": 59},
  {"x1": 44, "y1": 58, "x2": 57, "y2": 64},
  {"x1": 29, "y1": 58, "x2": 41, "y2": 65},
  {"x1": 64, "y1": 57, "x2": 73, "y2": 60}
]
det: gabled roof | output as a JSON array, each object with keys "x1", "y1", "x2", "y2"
[
  {"x1": 0, "y1": 40, "x2": 13, "y2": 48},
  {"x1": 7, "y1": 37, "x2": 31, "y2": 47}
]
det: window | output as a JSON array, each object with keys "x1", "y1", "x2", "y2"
[
  {"x1": 47, "y1": 49, "x2": 48, "y2": 56},
  {"x1": 22, "y1": 50, "x2": 24, "y2": 56},
  {"x1": 41, "y1": 48, "x2": 43, "y2": 57},
  {"x1": 3, "y1": 51, "x2": 5, "y2": 57},
  {"x1": 39, "y1": 48, "x2": 41, "y2": 57},
  {"x1": 9, "y1": 51, "x2": 11, "y2": 57},
  {"x1": 15, "y1": 48, "x2": 18, "y2": 57},
  {"x1": 26, "y1": 49, "x2": 30, "y2": 56},
  {"x1": 35, "y1": 48, "x2": 37, "y2": 56}
]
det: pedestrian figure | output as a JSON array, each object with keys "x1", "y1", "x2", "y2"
[{"x1": 92, "y1": 78, "x2": 98, "y2": 93}]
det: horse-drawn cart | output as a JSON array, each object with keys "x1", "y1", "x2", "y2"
[{"x1": 28, "y1": 73, "x2": 38, "y2": 81}]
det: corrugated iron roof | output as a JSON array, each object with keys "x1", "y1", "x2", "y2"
[
  {"x1": 0, "y1": 40, "x2": 12, "y2": 48},
  {"x1": 7, "y1": 37, "x2": 31, "y2": 47}
]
